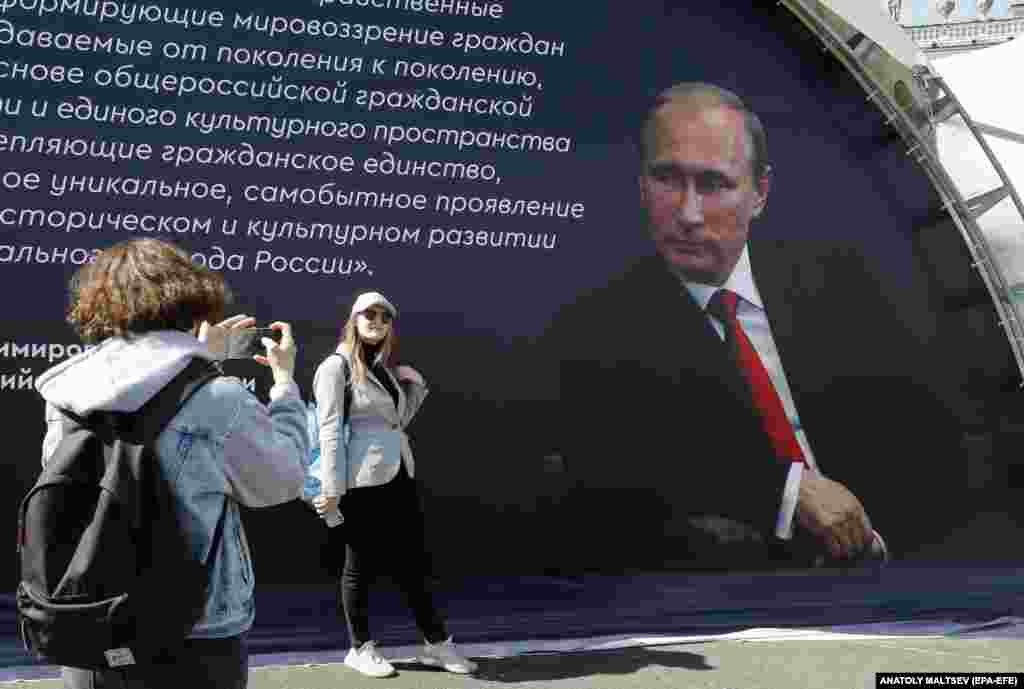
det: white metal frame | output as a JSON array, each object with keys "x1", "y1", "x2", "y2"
[{"x1": 781, "y1": 0, "x2": 1024, "y2": 380}]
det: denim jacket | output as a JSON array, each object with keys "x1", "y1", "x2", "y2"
[{"x1": 35, "y1": 331, "x2": 308, "y2": 639}]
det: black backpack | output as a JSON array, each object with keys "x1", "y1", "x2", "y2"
[{"x1": 17, "y1": 358, "x2": 223, "y2": 670}]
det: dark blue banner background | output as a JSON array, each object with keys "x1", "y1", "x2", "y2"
[{"x1": 1, "y1": 1, "x2": 1020, "y2": 583}]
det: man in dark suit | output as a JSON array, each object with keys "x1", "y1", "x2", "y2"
[{"x1": 543, "y1": 83, "x2": 967, "y2": 571}]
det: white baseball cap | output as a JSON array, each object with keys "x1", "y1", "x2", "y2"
[{"x1": 350, "y1": 291, "x2": 397, "y2": 319}]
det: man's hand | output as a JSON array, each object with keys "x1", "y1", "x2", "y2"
[
  {"x1": 313, "y1": 494, "x2": 340, "y2": 517},
  {"x1": 796, "y1": 470, "x2": 873, "y2": 560},
  {"x1": 198, "y1": 314, "x2": 254, "y2": 360}
]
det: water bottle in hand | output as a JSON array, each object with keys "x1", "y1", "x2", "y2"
[{"x1": 324, "y1": 509, "x2": 343, "y2": 528}]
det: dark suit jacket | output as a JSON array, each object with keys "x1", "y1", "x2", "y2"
[{"x1": 540, "y1": 238, "x2": 969, "y2": 570}]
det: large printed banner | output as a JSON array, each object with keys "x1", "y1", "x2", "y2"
[{"x1": 1, "y1": 1, "x2": 1020, "y2": 583}]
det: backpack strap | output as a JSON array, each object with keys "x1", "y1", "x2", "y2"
[
  {"x1": 328, "y1": 353, "x2": 352, "y2": 424},
  {"x1": 119, "y1": 357, "x2": 227, "y2": 592},
  {"x1": 60, "y1": 358, "x2": 222, "y2": 444},
  {"x1": 54, "y1": 359, "x2": 224, "y2": 532},
  {"x1": 127, "y1": 357, "x2": 223, "y2": 442}
]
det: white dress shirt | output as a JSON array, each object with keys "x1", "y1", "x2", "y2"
[{"x1": 678, "y1": 246, "x2": 812, "y2": 539}]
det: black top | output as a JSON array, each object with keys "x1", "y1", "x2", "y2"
[{"x1": 361, "y1": 346, "x2": 399, "y2": 410}]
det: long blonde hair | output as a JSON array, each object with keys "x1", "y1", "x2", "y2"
[{"x1": 338, "y1": 316, "x2": 395, "y2": 386}]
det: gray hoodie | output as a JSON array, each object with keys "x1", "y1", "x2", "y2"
[{"x1": 35, "y1": 330, "x2": 308, "y2": 638}]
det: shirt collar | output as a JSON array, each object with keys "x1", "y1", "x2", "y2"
[{"x1": 677, "y1": 245, "x2": 764, "y2": 312}]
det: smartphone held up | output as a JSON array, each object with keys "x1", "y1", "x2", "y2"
[{"x1": 223, "y1": 328, "x2": 282, "y2": 360}]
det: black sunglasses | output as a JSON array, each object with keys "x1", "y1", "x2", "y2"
[{"x1": 360, "y1": 309, "x2": 393, "y2": 324}]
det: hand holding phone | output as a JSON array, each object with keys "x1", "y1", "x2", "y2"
[
  {"x1": 224, "y1": 328, "x2": 281, "y2": 360},
  {"x1": 198, "y1": 314, "x2": 255, "y2": 360},
  {"x1": 252, "y1": 322, "x2": 297, "y2": 385},
  {"x1": 200, "y1": 318, "x2": 296, "y2": 383}
]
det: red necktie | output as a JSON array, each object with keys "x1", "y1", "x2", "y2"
[{"x1": 707, "y1": 289, "x2": 806, "y2": 465}]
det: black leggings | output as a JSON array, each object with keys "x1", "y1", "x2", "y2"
[{"x1": 338, "y1": 464, "x2": 447, "y2": 647}]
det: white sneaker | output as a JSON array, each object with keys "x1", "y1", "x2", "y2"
[
  {"x1": 420, "y1": 637, "x2": 478, "y2": 674},
  {"x1": 344, "y1": 641, "x2": 396, "y2": 678}
]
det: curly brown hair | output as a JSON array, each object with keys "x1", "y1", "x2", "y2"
[{"x1": 68, "y1": 239, "x2": 231, "y2": 343}]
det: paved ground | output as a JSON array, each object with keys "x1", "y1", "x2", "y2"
[
  {"x1": 2, "y1": 638, "x2": 1021, "y2": 689},
  {"x1": 4, "y1": 563, "x2": 1023, "y2": 688}
]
